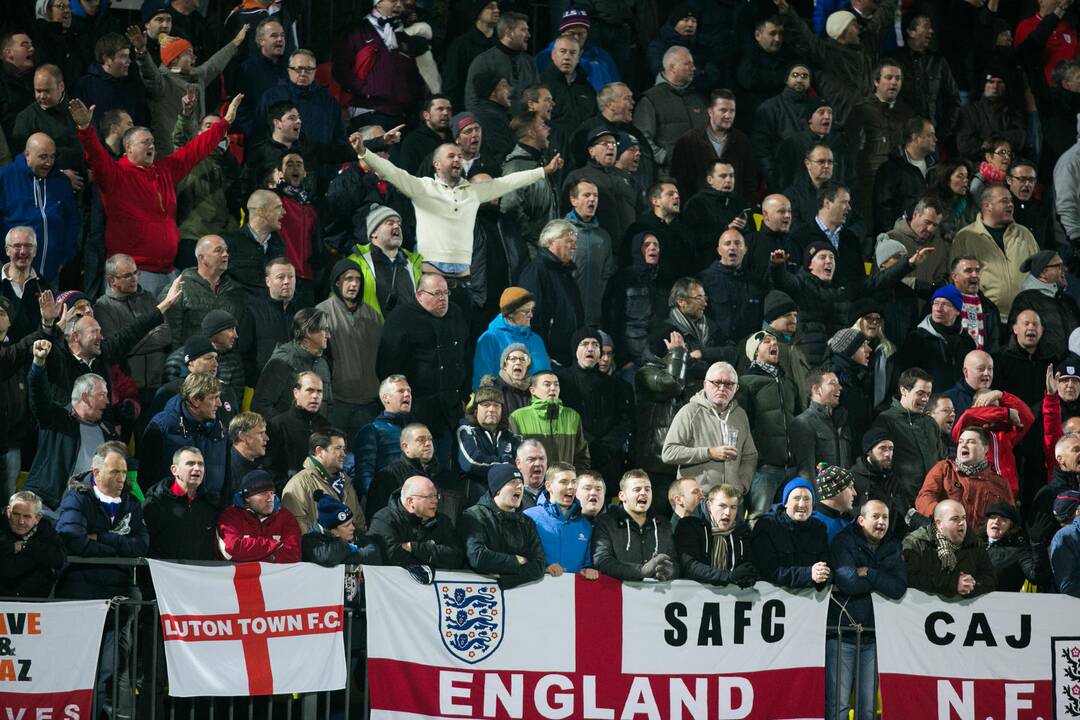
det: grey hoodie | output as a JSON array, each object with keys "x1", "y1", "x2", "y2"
[{"x1": 661, "y1": 389, "x2": 757, "y2": 492}]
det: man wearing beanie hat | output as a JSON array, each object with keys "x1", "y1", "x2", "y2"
[
  {"x1": 301, "y1": 489, "x2": 382, "y2": 570},
  {"x1": 896, "y1": 284, "x2": 977, "y2": 392},
  {"x1": 811, "y1": 462, "x2": 856, "y2": 542},
  {"x1": 1012, "y1": 249, "x2": 1080, "y2": 360},
  {"x1": 848, "y1": 427, "x2": 908, "y2": 530},
  {"x1": 751, "y1": 475, "x2": 831, "y2": 589},
  {"x1": 746, "y1": 289, "x2": 812, "y2": 399},
  {"x1": 147, "y1": 332, "x2": 241, "y2": 424},
  {"x1": 141, "y1": 1, "x2": 173, "y2": 65},
  {"x1": 95, "y1": 254, "x2": 172, "y2": 391},
  {"x1": 459, "y1": 462, "x2": 546, "y2": 588},
  {"x1": 282, "y1": 429, "x2": 362, "y2": 533},
  {"x1": 826, "y1": 326, "x2": 875, "y2": 431},
  {"x1": 1050, "y1": 489, "x2": 1080, "y2": 595},
  {"x1": 196, "y1": 309, "x2": 244, "y2": 390},
  {"x1": 984, "y1": 501, "x2": 1051, "y2": 592},
  {"x1": 216, "y1": 469, "x2": 301, "y2": 563},
  {"x1": 555, "y1": 327, "x2": 633, "y2": 486},
  {"x1": 317, "y1": 258, "x2": 382, "y2": 436},
  {"x1": 473, "y1": 287, "x2": 552, "y2": 389},
  {"x1": 343, "y1": 204, "x2": 423, "y2": 321},
  {"x1": 443, "y1": 1, "x2": 500, "y2": 109}
]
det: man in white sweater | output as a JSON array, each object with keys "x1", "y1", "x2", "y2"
[{"x1": 349, "y1": 130, "x2": 561, "y2": 273}]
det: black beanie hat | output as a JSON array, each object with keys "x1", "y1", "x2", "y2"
[{"x1": 763, "y1": 290, "x2": 797, "y2": 323}]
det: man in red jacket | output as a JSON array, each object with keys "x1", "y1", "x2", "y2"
[
  {"x1": 215, "y1": 469, "x2": 301, "y2": 563},
  {"x1": 68, "y1": 93, "x2": 243, "y2": 298}
]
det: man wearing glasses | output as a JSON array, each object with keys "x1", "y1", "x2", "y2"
[
  {"x1": 1005, "y1": 159, "x2": 1054, "y2": 250},
  {"x1": 662, "y1": 361, "x2": 757, "y2": 513},
  {"x1": 368, "y1": 474, "x2": 463, "y2": 573}
]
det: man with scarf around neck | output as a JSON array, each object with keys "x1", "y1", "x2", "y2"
[
  {"x1": 663, "y1": 361, "x2": 757, "y2": 499},
  {"x1": 523, "y1": 463, "x2": 598, "y2": 578},
  {"x1": 673, "y1": 483, "x2": 759, "y2": 586},
  {"x1": 281, "y1": 429, "x2": 361, "y2": 533},
  {"x1": 826, "y1": 499, "x2": 907, "y2": 720},
  {"x1": 902, "y1": 499, "x2": 995, "y2": 598},
  {"x1": 916, "y1": 426, "x2": 1014, "y2": 534},
  {"x1": 751, "y1": 477, "x2": 831, "y2": 589},
  {"x1": 508, "y1": 370, "x2": 590, "y2": 471},
  {"x1": 0, "y1": 490, "x2": 66, "y2": 597},
  {"x1": 897, "y1": 285, "x2": 977, "y2": 394},
  {"x1": 739, "y1": 331, "x2": 801, "y2": 521},
  {"x1": 591, "y1": 469, "x2": 679, "y2": 582},
  {"x1": 494, "y1": 343, "x2": 533, "y2": 414},
  {"x1": 648, "y1": 277, "x2": 731, "y2": 386},
  {"x1": 945, "y1": 256, "x2": 1002, "y2": 353}
]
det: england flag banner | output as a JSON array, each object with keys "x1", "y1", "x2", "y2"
[
  {"x1": 873, "y1": 588, "x2": 1079, "y2": 718},
  {"x1": 148, "y1": 560, "x2": 347, "y2": 697},
  {"x1": 364, "y1": 566, "x2": 829, "y2": 720},
  {"x1": 0, "y1": 599, "x2": 109, "y2": 720}
]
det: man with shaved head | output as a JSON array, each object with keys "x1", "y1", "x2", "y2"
[
  {"x1": 223, "y1": 189, "x2": 287, "y2": 296},
  {"x1": 902, "y1": 498, "x2": 996, "y2": 597},
  {"x1": 0, "y1": 132, "x2": 80, "y2": 285},
  {"x1": 745, "y1": 193, "x2": 801, "y2": 280},
  {"x1": 12, "y1": 64, "x2": 84, "y2": 175},
  {"x1": 368, "y1": 475, "x2": 464, "y2": 572},
  {"x1": 164, "y1": 234, "x2": 246, "y2": 344},
  {"x1": 945, "y1": 349, "x2": 994, "y2": 417}
]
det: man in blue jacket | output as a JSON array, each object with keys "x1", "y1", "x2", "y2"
[
  {"x1": 827, "y1": 499, "x2": 907, "y2": 720},
  {"x1": 524, "y1": 462, "x2": 598, "y2": 577},
  {"x1": 0, "y1": 134, "x2": 80, "y2": 286}
]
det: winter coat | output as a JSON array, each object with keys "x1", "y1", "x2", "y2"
[
  {"x1": 541, "y1": 64, "x2": 596, "y2": 161},
  {"x1": 376, "y1": 301, "x2": 468, "y2": 435},
  {"x1": 523, "y1": 492, "x2": 593, "y2": 572},
  {"x1": 237, "y1": 291, "x2": 297, "y2": 385},
  {"x1": 738, "y1": 363, "x2": 800, "y2": 468},
  {"x1": 281, "y1": 456, "x2": 363, "y2": 533},
  {"x1": 456, "y1": 422, "x2": 520, "y2": 491},
  {"x1": 827, "y1": 522, "x2": 906, "y2": 631},
  {"x1": 673, "y1": 514, "x2": 754, "y2": 585},
  {"x1": 602, "y1": 232, "x2": 666, "y2": 367},
  {"x1": 11, "y1": 97, "x2": 84, "y2": 174},
  {"x1": 955, "y1": 97, "x2": 1026, "y2": 160},
  {"x1": 252, "y1": 340, "x2": 334, "y2": 420},
  {"x1": 518, "y1": 248, "x2": 585, "y2": 366},
  {"x1": 23, "y1": 363, "x2": 119, "y2": 511},
  {"x1": 871, "y1": 400, "x2": 945, "y2": 511},
  {"x1": 896, "y1": 316, "x2": 977, "y2": 393},
  {"x1": 459, "y1": 495, "x2": 545, "y2": 589},
  {"x1": 141, "y1": 42, "x2": 236, "y2": 155},
  {"x1": 535, "y1": 39, "x2": 619, "y2": 93},
  {"x1": 662, "y1": 391, "x2": 757, "y2": 493},
  {"x1": 316, "y1": 293, "x2": 382, "y2": 405},
  {"x1": 1012, "y1": 275, "x2": 1080, "y2": 361},
  {"x1": 353, "y1": 411, "x2": 409, "y2": 495},
  {"x1": 682, "y1": 189, "x2": 747, "y2": 269},
  {"x1": 632, "y1": 76, "x2": 707, "y2": 168},
  {"x1": 56, "y1": 479, "x2": 148, "y2": 599},
  {"x1": 698, "y1": 260, "x2": 766, "y2": 347},
  {"x1": 668, "y1": 125, "x2": 757, "y2": 203},
  {"x1": 751, "y1": 88, "x2": 820, "y2": 187},
  {"x1": 0, "y1": 154, "x2": 80, "y2": 282},
  {"x1": 566, "y1": 211, "x2": 616, "y2": 327},
  {"x1": 472, "y1": 313, "x2": 551, "y2": 390},
  {"x1": 174, "y1": 120, "x2": 241, "y2": 244},
  {"x1": 886, "y1": 215, "x2": 949, "y2": 294},
  {"x1": 368, "y1": 489, "x2": 464, "y2": 569},
  {"x1": 94, "y1": 288, "x2": 170, "y2": 390},
  {"x1": 591, "y1": 504, "x2": 679, "y2": 581},
  {"x1": 561, "y1": 161, "x2": 639, "y2": 246},
  {"x1": 1050, "y1": 517, "x2": 1080, "y2": 596},
  {"x1": 751, "y1": 503, "x2": 830, "y2": 589},
  {"x1": 141, "y1": 394, "x2": 228, "y2": 500},
  {"x1": 847, "y1": 96, "x2": 914, "y2": 199},
  {"x1": 509, "y1": 396, "x2": 591, "y2": 470},
  {"x1": 345, "y1": 241, "x2": 423, "y2": 321},
  {"x1": 872, "y1": 148, "x2": 932, "y2": 234},
  {"x1": 0, "y1": 513, "x2": 65, "y2": 598},
  {"x1": 300, "y1": 529, "x2": 382, "y2": 568},
  {"x1": 648, "y1": 309, "x2": 734, "y2": 386},
  {"x1": 774, "y1": 128, "x2": 855, "y2": 193},
  {"x1": 266, "y1": 405, "x2": 330, "y2": 485},
  {"x1": 141, "y1": 478, "x2": 219, "y2": 561},
  {"x1": 902, "y1": 524, "x2": 996, "y2": 597},
  {"x1": 915, "y1": 460, "x2": 1014, "y2": 532},
  {"x1": 501, "y1": 143, "x2": 559, "y2": 245},
  {"x1": 29, "y1": 21, "x2": 92, "y2": 103},
  {"x1": 790, "y1": 220, "x2": 866, "y2": 292},
  {"x1": 216, "y1": 494, "x2": 301, "y2": 563},
  {"x1": 790, "y1": 401, "x2": 853, "y2": 480},
  {"x1": 163, "y1": 267, "x2": 246, "y2": 347},
  {"x1": 471, "y1": 204, "x2": 527, "y2": 313},
  {"x1": 74, "y1": 62, "x2": 148, "y2": 126},
  {"x1": 369, "y1": 455, "x2": 453, "y2": 519},
  {"x1": 849, "y1": 454, "x2": 909, "y2": 534},
  {"x1": 276, "y1": 192, "x2": 321, "y2": 282},
  {"x1": 831, "y1": 352, "x2": 875, "y2": 439},
  {"x1": 951, "y1": 391, "x2": 1033, "y2": 496},
  {"x1": 951, "y1": 216, "x2": 1038, "y2": 320},
  {"x1": 993, "y1": 336, "x2": 1056, "y2": 408},
  {"x1": 464, "y1": 42, "x2": 539, "y2": 112},
  {"x1": 889, "y1": 46, "x2": 961, "y2": 135},
  {"x1": 76, "y1": 118, "x2": 229, "y2": 272},
  {"x1": 255, "y1": 78, "x2": 349, "y2": 157},
  {"x1": 473, "y1": 99, "x2": 515, "y2": 169},
  {"x1": 987, "y1": 531, "x2": 1051, "y2": 592},
  {"x1": 223, "y1": 227, "x2": 287, "y2": 298},
  {"x1": 332, "y1": 18, "x2": 421, "y2": 117},
  {"x1": 443, "y1": 26, "x2": 495, "y2": 110},
  {"x1": 555, "y1": 362, "x2": 633, "y2": 477}
]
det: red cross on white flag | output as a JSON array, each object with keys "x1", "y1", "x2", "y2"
[{"x1": 149, "y1": 560, "x2": 348, "y2": 697}]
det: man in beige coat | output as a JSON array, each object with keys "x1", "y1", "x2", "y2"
[{"x1": 281, "y1": 429, "x2": 363, "y2": 532}]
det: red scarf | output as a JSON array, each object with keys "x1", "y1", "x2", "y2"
[{"x1": 978, "y1": 160, "x2": 1006, "y2": 186}]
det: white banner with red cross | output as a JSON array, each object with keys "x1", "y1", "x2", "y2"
[
  {"x1": 148, "y1": 560, "x2": 347, "y2": 697},
  {"x1": 874, "y1": 588, "x2": 1080, "y2": 718},
  {"x1": 0, "y1": 599, "x2": 109, "y2": 719},
  {"x1": 364, "y1": 566, "x2": 829, "y2": 720}
]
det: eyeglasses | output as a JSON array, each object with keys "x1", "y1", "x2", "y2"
[
  {"x1": 594, "y1": 140, "x2": 617, "y2": 148},
  {"x1": 409, "y1": 492, "x2": 441, "y2": 501},
  {"x1": 810, "y1": 158, "x2": 834, "y2": 166},
  {"x1": 111, "y1": 271, "x2": 138, "y2": 280},
  {"x1": 288, "y1": 66, "x2": 316, "y2": 74},
  {"x1": 1045, "y1": 262, "x2": 1064, "y2": 270},
  {"x1": 706, "y1": 379, "x2": 737, "y2": 389},
  {"x1": 993, "y1": 148, "x2": 1013, "y2": 157},
  {"x1": 506, "y1": 354, "x2": 528, "y2": 364},
  {"x1": 1008, "y1": 175, "x2": 1036, "y2": 183},
  {"x1": 862, "y1": 314, "x2": 882, "y2": 324},
  {"x1": 420, "y1": 289, "x2": 450, "y2": 298}
]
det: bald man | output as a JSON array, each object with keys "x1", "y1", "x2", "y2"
[
  {"x1": 745, "y1": 194, "x2": 801, "y2": 281},
  {"x1": 223, "y1": 189, "x2": 287, "y2": 296},
  {"x1": 12, "y1": 65, "x2": 85, "y2": 175},
  {"x1": 0, "y1": 132, "x2": 80, "y2": 283},
  {"x1": 368, "y1": 475, "x2": 465, "y2": 570},
  {"x1": 902, "y1": 499, "x2": 995, "y2": 598},
  {"x1": 945, "y1": 350, "x2": 994, "y2": 417},
  {"x1": 164, "y1": 234, "x2": 247, "y2": 344}
]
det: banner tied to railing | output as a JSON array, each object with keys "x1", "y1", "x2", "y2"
[
  {"x1": 0, "y1": 599, "x2": 109, "y2": 720},
  {"x1": 874, "y1": 588, "x2": 1080, "y2": 718},
  {"x1": 148, "y1": 560, "x2": 347, "y2": 697},
  {"x1": 364, "y1": 566, "x2": 829, "y2": 720}
]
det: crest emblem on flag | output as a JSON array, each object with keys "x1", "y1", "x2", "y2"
[
  {"x1": 436, "y1": 580, "x2": 504, "y2": 664},
  {"x1": 1054, "y1": 638, "x2": 1080, "y2": 717}
]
